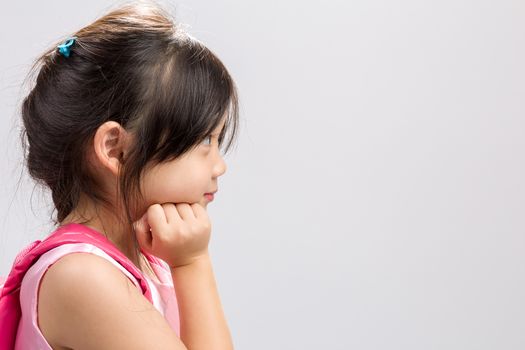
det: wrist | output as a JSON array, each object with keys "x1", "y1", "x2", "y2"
[{"x1": 169, "y1": 252, "x2": 210, "y2": 270}]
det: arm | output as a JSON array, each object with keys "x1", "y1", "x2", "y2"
[
  {"x1": 171, "y1": 254, "x2": 234, "y2": 350},
  {"x1": 134, "y1": 202, "x2": 234, "y2": 349},
  {"x1": 38, "y1": 253, "x2": 188, "y2": 350}
]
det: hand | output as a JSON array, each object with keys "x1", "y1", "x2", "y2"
[{"x1": 133, "y1": 202, "x2": 212, "y2": 268}]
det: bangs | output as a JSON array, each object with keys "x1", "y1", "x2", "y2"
[{"x1": 134, "y1": 38, "x2": 239, "y2": 164}]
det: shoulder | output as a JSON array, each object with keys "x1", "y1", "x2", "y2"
[
  {"x1": 40, "y1": 251, "x2": 128, "y2": 289},
  {"x1": 39, "y1": 251, "x2": 134, "y2": 291},
  {"x1": 37, "y1": 253, "x2": 137, "y2": 347},
  {"x1": 38, "y1": 252, "x2": 185, "y2": 349}
]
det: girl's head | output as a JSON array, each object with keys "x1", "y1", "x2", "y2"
[{"x1": 20, "y1": 2, "x2": 239, "y2": 229}]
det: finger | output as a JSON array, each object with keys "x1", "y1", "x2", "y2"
[
  {"x1": 190, "y1": 202, "x2": 208, "y2": 220},
  {"x1": 161, "y1": 203, "x2": 183, "y2": 225},
  {"x1": 146, "y1": 204, "x2": 168, "y2": 233},
  {"x1": 176, "y1": 203, "x2": 197, "y2": 221}
]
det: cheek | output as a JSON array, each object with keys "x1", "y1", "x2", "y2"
[
  {"x1": 142, "y1": 165, "x2": 206, "y2": 204},
  {"x1": 144, "y1": 174, "x2": 185, "y2": 203}
]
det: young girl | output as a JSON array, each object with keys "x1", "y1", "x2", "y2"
[{"x1": 0, "y1": 2, "x2": 238, "y2": 349}]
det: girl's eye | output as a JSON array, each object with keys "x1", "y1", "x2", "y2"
[{"x1": 202, "y1": 135, "x2": 212, "y2": 146}]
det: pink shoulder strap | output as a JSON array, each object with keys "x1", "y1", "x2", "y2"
[{"x1": 0, "y1": 223, "x2": 153, "y2": 350}]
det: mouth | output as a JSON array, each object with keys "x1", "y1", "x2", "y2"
[{"x1": 204, "y1": 190, "x2": 217, "y2": 202}]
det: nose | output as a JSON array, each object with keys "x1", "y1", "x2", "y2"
[{"x1": 212, "y1": 152, "x2": 227, "y2": 178}]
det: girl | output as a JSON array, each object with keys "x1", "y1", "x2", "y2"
[{"x1": 0, "y1": 1, "x2": 239, "y2": 349}]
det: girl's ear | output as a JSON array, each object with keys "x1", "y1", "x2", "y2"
[{"x1": 92, "y1": 121, "x2": 131, "y2": 177}]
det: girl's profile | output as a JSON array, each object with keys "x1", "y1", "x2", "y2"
[{"x1": 0, "y1": 1, "x2": 239, "y2": 349}]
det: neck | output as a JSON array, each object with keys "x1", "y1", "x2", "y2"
[{"x1": 59, "y1": 195, "x2": 141, "y2": 268}]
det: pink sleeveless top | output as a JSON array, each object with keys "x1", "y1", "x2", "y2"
[{"x1": 13, "y1": 243, "x2": 180, "y2": 349}]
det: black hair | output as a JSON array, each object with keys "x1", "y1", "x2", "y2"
[{"x1": 19, "y1": 1, "x2": 240, "y2": 266}]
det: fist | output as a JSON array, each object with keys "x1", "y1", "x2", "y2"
[{"x1": 133, "y1": 202, "x2": 211, "y2": 268}]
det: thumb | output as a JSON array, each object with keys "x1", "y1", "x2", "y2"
[{"x1": 134, "y1": 213, "x2": 152, "y2": 253}]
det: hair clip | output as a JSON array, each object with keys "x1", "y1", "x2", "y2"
[{"x1": 57, "y1": 36, "x2": 77, "y2": 58}]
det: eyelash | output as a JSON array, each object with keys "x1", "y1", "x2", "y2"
[{"x1": 202, "y1": 135, "x2": 213, "y2": 146}]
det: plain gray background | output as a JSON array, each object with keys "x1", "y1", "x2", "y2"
[{"x1": 1, "y1": 0, "x2": 524, "y2": 348}]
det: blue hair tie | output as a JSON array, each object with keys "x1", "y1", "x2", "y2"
[{"x1": 57, "y1": 36, "x2": 77, "y2": 58}]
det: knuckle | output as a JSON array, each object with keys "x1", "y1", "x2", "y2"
[
  {"x1": 157, "y1": 231, "x2": 171, "y2": 245},
  {"x1": 178, "y1": 223, "x2": 190, "y2": 236},
  {"x1": 148, "y1": 203, "x2": 161, "y2": 213}
]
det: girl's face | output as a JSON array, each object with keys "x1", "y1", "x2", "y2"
[{"x1": 138, "y1": 118, "x2": 227, "y2": 212}]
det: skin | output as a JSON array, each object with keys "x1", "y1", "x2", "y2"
[{"x1": 38, "y1": 116, "x2": 234, "y2": 349}]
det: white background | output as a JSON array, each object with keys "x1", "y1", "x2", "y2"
[{"x1": 1, "y1": 0, "x2": 524, "y2": 348}]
